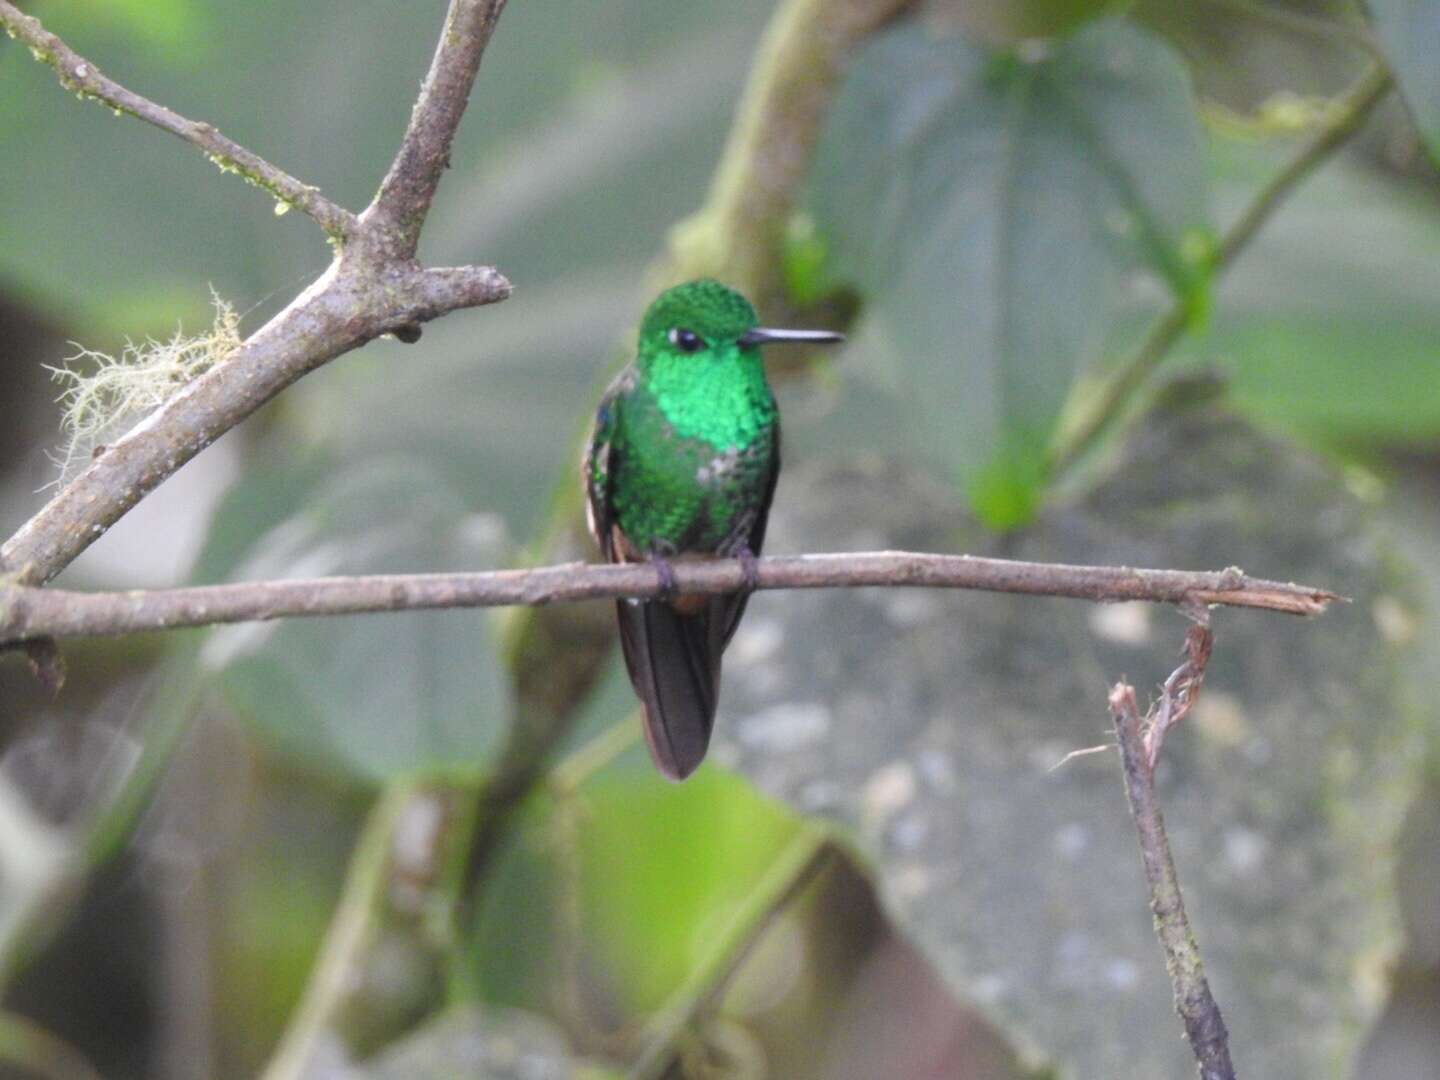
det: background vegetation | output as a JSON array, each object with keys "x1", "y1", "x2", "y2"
[{"x1": 2, "y1": 0, "x2": 1439, "y2": 1077}]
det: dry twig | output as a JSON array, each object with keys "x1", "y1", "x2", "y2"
[{"x1": 1109, "y1": 636, "x2": 1236, "y2": 1080}]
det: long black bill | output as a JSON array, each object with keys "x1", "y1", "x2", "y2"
[{"x1": 738, "y1": 327, "x2": 845, "y2": 347}]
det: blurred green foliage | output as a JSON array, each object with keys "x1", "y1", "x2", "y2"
[
  {"x1": 468, "y1": 760, "x2": 802, "y2": 1019},
  {"x1": 1185, "y1": 142, "x2": 1440, "y2": 449}
]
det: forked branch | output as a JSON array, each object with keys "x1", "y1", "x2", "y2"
[{"x1": 0, "y1": 0, "x2": 514, "y2": 587}]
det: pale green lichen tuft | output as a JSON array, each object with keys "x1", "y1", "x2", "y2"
[{"x1": 45, "y1": 291, "x2": 242, "y2": 485}]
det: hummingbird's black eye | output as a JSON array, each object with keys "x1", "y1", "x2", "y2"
[{"x1": 668, "y1": 327, "x2": 704, "y2": 353}]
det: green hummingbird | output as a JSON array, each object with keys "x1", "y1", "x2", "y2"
[{"x1": 584, "y1": 279, "x2": 844, "y2": 780}]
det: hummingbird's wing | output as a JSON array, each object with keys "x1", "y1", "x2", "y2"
[
  {"x1": 583, "y1": 370, "x2": 632, "y2": 558},
  {"x1": 582, "y1": 371, "x2": 712, "y2": 779}
]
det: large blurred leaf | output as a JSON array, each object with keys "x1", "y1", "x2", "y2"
[
  {"x1": 715, "y1": 399, "x2": 1423, "y2": 1078},
  {"x1": 1370, "y1": 0, "x2": 1440, "y2": 163},
  {"x1": 576, "y1": 766, "x2": 801, "y2": 1012},
  {"x1": 810, "y1": 18, "x2": 1209, "y2": 527},
  {"x1": 195, "y1": 456, "x2": 512, "y2": 783}
]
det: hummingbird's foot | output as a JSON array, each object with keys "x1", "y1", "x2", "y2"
[
  {"x1": 652, "y1": 556, "x2": 679, "y2": 603},
  {"x1": 736, "y1": 545, "x2": 761, "y2": 595}
]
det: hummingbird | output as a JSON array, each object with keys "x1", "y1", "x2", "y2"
[{"x1": 584, "y1": 280, "x2": 844, "y2": 781}]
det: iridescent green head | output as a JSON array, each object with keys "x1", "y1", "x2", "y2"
[{"x1": 636, "y1": 279, "x2": 844, "y2": 371}]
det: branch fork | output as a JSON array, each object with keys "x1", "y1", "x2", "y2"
[{"x1": 0, "y1": 0, "x2": 513, "y2": 587}]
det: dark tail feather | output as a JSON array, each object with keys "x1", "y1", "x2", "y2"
[{"x1": 616, "y1": 597, "x2": 730, "y2": 781}]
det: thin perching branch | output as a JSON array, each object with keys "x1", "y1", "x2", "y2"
[
  {"x1": 0, "y1": 1, "x2": 355, "y2": 238},
  {"x1": 1109, "y1": 624, "x2": 1236, "y2": 1080},
  {"x1": 0, "y1": 552, "x2": 1337, "y2": 646},
  {"x1": 0, "y1": 0, "x2": 514, "y2": 587}
]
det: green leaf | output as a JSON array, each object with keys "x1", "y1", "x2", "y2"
[
  {"x1": 810, "y1": 19, "x2": 1209, "y2": 527},
  {"x1": 1370, "y1": 0, "x2": 1440, "y2": 164},
  {"x1": 196, "y1": 456, "x2": 513, "y2": 783},
  {"x1": 718, "y1": 404, "x2": 1423, "y2": 1078},
  {"x1": 575, "y1": 766, "x2": 802, "y2": 1012}
]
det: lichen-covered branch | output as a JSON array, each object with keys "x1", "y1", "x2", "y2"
[
  {"x1": 1109, "y1": 648, "x2": 1236, "y2": 1080},
  {"x1": 0, "y1": 0, "x2": 357, "y2": 238},
  {"x1": 0, "y1": 552, "x2": 1336, "y2": 646},
  {"x1": 0, "y1": 1, "x2": 514, "y2": 587},
  {"x1": 0, "y1": 262, "x2": 509, "y2": 586}
]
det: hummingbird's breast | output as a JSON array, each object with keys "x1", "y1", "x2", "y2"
[{"x1": 612, "y1": 379, "x2": 776, "y2": 556}]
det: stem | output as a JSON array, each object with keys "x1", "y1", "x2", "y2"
[
  {"x1": 0, "y1": 652, "x2": 202, "y2": 992},
  {"x1": 0, "y1": 553, "x2": 1338, "y2": 646},
  {"x1": 262, "y1": 778, "x2": 479, "y2": 1080},
  {"x1": 1050, "y1": 61, "x2": 1394, "y2": 474},
  {"x1": 1110, "y1": 681, "x2": 1235, "y2": 1080},
  {"x1": 663, "y1": 0, "x2": 910, "y2": 304},
  {"x1": 1208, "y1": 0, "x2": 1385, "y2": 62}
]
